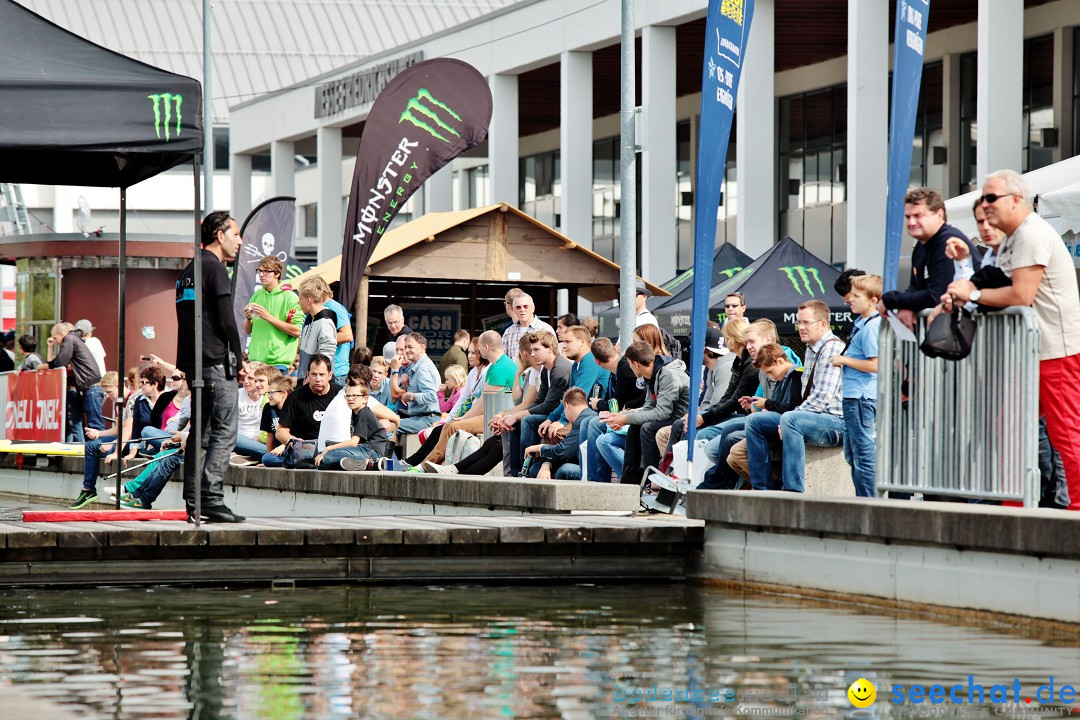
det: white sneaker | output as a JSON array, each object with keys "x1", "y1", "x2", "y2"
[
  {"x1": 423, "y1": 461, "x2": 457, "y2": 475},
  {"x1": 339, "y1": 457, "x2": 372, "y2": 471}
]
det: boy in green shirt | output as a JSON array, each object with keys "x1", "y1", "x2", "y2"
[{"x1": 244, "y1": 256, "x2": 303, "y2": 369}]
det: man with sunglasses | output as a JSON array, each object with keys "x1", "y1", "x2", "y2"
[
  {"x1": 722, "y1": 293, "x2": 746, "y2": 323},
  {"x1": 945, "y1": 170, "x2": 1080, "y2": 511},
  {"x1": 244, "y1": 255, "x2": 303, "y2": 371},
  {"x1": 880, "y1": 188, "x2": 974, "y2": 328}
]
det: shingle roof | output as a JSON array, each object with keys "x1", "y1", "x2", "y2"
[{"x1": 17, "y1": 0, "x2": 518, "y2": 123}]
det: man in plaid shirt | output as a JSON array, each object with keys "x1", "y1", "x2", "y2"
[
  {"x1": 501, "y1": 292, "x2": 555, "y2": 362},
  {"x1": 744, "y1": 300, "x2": 845, "y2": 492}
]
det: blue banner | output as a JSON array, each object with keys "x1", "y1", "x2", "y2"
[
  {"x1": 883, "y1": 0, "x2": 931, "y2": 292},
  {"x1": 686, "y1": 0, "x2": 754, "y2": 460}
]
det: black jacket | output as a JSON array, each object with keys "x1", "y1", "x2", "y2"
[
  {"x1": 539, "y1": 408, "x2": 597, "y2": 466},
  {"x1": 701, "y1": 349, "x2": 758, "y2": 426},
  {"x1": 48, "y1": 332, "x2": 102, "y2": 390},
  {"x1": 882, "y1": 223, "x2": 973, "y2": 312},
  {"x1": 762, "y1": 367, "x2": 804, "y2": 414}
]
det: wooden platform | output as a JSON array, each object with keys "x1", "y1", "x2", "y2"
[{"x1": 0, "y1": 513, "x2": 703, "y2": 586}]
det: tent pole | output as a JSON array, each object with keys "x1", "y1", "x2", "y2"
[
  {"x1": 193, "y1": 158, "x2": 203, "y2": 526},
  {"x1": 355, "y1": 273, "x2": 369, "y2": 348},
  {"x1": 114, "y1": 186, "x2": 127, "y2": 509}
]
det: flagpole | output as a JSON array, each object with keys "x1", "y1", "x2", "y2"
[
  {"x1": 618, "y1": 0, "x2": 637, "y2": 351},
  {"x1": 202, "y1": 0, "x2": 213, "y2": 213}
]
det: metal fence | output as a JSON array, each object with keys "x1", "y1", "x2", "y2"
[{"x1": 877, "y1": 307, "x2": 1041, "y2": 506}]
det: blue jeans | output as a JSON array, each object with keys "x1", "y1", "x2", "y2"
[
  {"x1": 66, "y1": 387, "x2": 84, "y2": 442},
  {"x1": 83, "y1": 384, "x2": 106, "y2": 432},
  {"x1": 745, "y1": 410, "x2": 845, "y2": 492},
  {"x1": 234, "y1": 433, "x2": 266, "y2": 459},
  {"x1": 594, "y1": 431, "x2": 626, "y2": 482},
  {"x1": 529, "y1": 461, "x2": 581, "y2": 480},
  {"x1": 183, "y1": 364, "x2": 237, "y2": 511},
  {"x1": 699, "y1": 430, "x2": 747, "y2": 490},
  {"x1": 319, "y1": 445, "x2": 382, "y2": 469},
  {"x1": 398, "y1": 413, "x2": 440, "y2": 435},
  {"x1": 702, "y1": 416, "x2": 747, "y2": 463},
  {"x1": 141, "y1": 426, "x2": 172, "y2": 455},
  {"x1": 261, "y1": 446, "x2": 315, "y2": 467},
  {"x1": 843, "y1": 398, "x2": 876, "y2": 497},
  {"x1": 82, "y1": 437, "x2": 117, "y2": 493},
  {"x1": 133, "y1": 449, "x2": 185, "y2": 508}
]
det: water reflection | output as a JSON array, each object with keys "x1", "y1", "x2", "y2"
[{"x1": 0, "y1": 584, "x2": 1076, "y2": 719}]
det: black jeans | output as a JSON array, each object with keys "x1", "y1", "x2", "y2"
[
  {"x1": 183, "y1": 364, "x2": 237, "y2": 512},
  {"x1": 456, "y1": 436, "x2": 503, "y2": 475}
]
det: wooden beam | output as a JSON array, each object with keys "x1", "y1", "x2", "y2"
[
  {"x1": 485, "y1": 210, "x2": 508, "y2": 281},
  {"x1": 355, "y1": 272, "x2": 369, "y2": 347}
]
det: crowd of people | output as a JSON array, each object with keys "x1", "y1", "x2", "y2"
[{"x1": 8, "y1": 167, "x2": 1078, "y2": 520}]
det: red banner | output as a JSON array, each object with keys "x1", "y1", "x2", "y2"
[{"x1": 4, "y1": 369, "x2": 66, "y2": 442}]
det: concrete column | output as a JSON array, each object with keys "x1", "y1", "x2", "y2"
[
  {"x1": 560, "y1": 50, "x2": 594, "y2": 248},
  {"x1": 977, "y1": 0, "x2": 1023, "y2": 180},
  {"x1": 1053, "y1": 27, "x2": 1075, "y2": 163},
  {"x1": 317, "y1": 126, "x2": 343, "y2": 264},
  {"x1": 735, "y1": 0, "x2": 775, "y2": 259},
  {"x1": 426, "y1": 164, "x2": 454, "y2": 213},
  {"x1": 941, "y1": 54, "x2": 962, "y2": 198},
  {"x1": 231, "y1": 152, "x2": 252, "y2": 223},
  {"x1": 641, "y1": 26, "x2": 676, "y2": 282},
  {"x1": 489, "y1": 74, "x2": 519, "y2": 206},
  {"x1": 271, "y1": 140, "x2": 295, "y2": 198},
  {"x1": 845, "y1": 0, "x2": 888, "y2": 273}
]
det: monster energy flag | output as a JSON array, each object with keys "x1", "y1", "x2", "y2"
[
  {"x1": 686, "y1": 0, "x2": 754, "y2": 460},
  {"x1": 336, "y1": 58, "x2": 492, "y2": 307},
  {"x1": 655, "y1": 237, "x2": 852, "y2": 335},
  {"x1": 884, "y1": 0, "x2": 931, "y2": 291},
  {"x1": 232, "y1": 196, "x2": 308, "y2": 345}
]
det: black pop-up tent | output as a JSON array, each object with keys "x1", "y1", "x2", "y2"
[
  {"x1": 656, "y1": 236, "x2": 853, "y2": 336},
  {"x1": 0, "y1": 0, "x2": 204, "y2": 511},
  {"x1": 598, "y1": 242, "x2": 752, "y2": 336}
]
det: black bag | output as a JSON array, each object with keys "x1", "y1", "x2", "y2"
[{"x1": 920, "y1": 306, "x2": 977, "y2": 360}]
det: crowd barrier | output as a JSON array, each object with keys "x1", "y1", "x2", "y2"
[{"x1": 876, "y1": 307, "x2": 1041, "y2": 506}]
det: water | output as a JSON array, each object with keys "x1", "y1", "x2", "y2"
[{"x1": 0, "y1": 583, "x2": 1077, "y2": 719}]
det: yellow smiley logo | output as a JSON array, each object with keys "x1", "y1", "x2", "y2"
[{"x1": 848, "y1": 678, "x2": 876, "y2": 708}]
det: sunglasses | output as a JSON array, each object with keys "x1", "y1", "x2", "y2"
[
  {"x1": 979, "y1": 193, "x2": 1014, "y2": 205},
  {"x1": 170, "y1": 375, "x2": 183, "y2": 381},
  {"x1": 723, "y1": 304, "x2": 742, "y2": 309}
]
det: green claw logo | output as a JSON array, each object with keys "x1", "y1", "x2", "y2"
[
  {"x1": 779, "y1": 266, "x2": 825, "y2": 296},
  {"x1": 718, "y1": 266, "x2": 743, "y2": 279},
  {"x1": 148, "y1": 93, "x2": 183, "y2": 141},
  {"x1": 399, "y1": 88, "x2": 462, "y2": 143}
]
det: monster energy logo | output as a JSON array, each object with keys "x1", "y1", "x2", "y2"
[
  {"x1": 147, "y1": 93, "x2": 183, "y2": 141},
  {"x1": 718, "y1": 266, "x2": 743, "y2": 279},
  {"x1": 779, "y1": 266, "x2": 825, "y2": 296},
  {"x1": 399, "y1": 88, "x2": 462, "y2": 143}
]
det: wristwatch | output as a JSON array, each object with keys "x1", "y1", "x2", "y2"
[{"x1": 969, "y1": 289, "x2": 982, "y2": 303}]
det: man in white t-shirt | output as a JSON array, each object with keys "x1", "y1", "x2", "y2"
[
  {"x1": 75, "y1": 318, "x2": 107, "y2": 376},
  {"x1": 946, "y1": 169, "x2": 1080, "y2": 511}
]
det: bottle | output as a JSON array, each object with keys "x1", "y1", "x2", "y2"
[
  {"x1": 608, "y1": 399, "x2": 619, "y2": 413},
  {"x1": 518, "y1": 455, "x2": 534, "y2": 477}
]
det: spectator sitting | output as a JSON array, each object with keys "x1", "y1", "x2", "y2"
[
  {"x1": 555, "y1": 313, "x2": 580, "y2": 350},
  {"x1": 350, "y1": 345, "x2": 374, "y2": 368},
  {"x1": 259, "y1": 375, "x2": 293, "y2": 460},
  {"x1": 263, "y1": 355, "x2": 339, "y2": 467},
  {"x1": 721, "y1": 293, "x2": 747, "y2": 324},
  {"x1": 383, "y1": 304, "x2": 414, "y2": 343},
  {"x1": 499, "y1": 331, "x2": 571, "y2": 476},
  {"x1": 296, "y1": 277, "x2": 338, "y2": 383},
  {"x1": 525, "y1": 387, "x2": 597, "y2": 480},
  {"x1": 18, "y1": 334, "x2": 44, "y2": 370},
  {"x1": 0, "y1": 330, "x2": 13, "y2": 371},
  {"x1": 317, "y1": 364, "x2": 399, "y2": 458},
  {"x1": 744, "y1": 300, "x2": 845, "y2": 492},
  {"x1": 535, "y1": 325, "x2": 606, "y2": 444},
  {"x1": 582, "y1": 316, "x2": 599, "y2": 339},
  {"x1": 369, "y1": 356, "x2": 392, "y2": 406},
  {"x1": 502, "y1": 293, "x2": 556, "y2": 363},
  {"x1": 313, "y1": 377, "x2": 388, "y2": 471},
  {"x1": 724, "y1": 343, "x2": 805, "y2": 484},
  {"x1": 233, "y1": 365, "x2": 268, "y2": 461},
  {"x1": 388, "y1": 335, "x2": 410, "y2": 411},
  {"x1": 438, "y1": 330, "x2": 471, "y2": 378},
  {"x1": 395, "y1": 333, "x2": 443, "y2": 436},
  {"x1": 138, "y1": 368, "x2": 181, "y2": 455},
  {"x1": 323, "y1": 296, "x2": 355, "y2": 387},
  {"x1": 439, "y1": 364, "x2": 467, "y2": 415},
  {"x1": 243, "y1": 255, "x2": 303, "y2": 371},
  {"x1": 68, "y1": 371, "x2": 122, "y2": 509},
  {"x1": 599, "y1": 339, "x2": 690, "y2": 487}
]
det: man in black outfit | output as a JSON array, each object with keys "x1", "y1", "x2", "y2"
[
  {"x1": 879, "y1": 187, "x2": 974, "y2": 328},
  {"x1": 175, "y1": 211, "x2": 247, "y2": 523},
  {"x1": 274, "y1": 354, "x2": 340, "y2": 466}
]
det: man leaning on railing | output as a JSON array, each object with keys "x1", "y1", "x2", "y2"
[{"x1": 943, "y1": 169, "x2": 1080, "y2": 511}]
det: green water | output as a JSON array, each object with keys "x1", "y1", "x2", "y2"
[{"x1": 0, "y1": 584, "x2": 1077, "y2": 719}]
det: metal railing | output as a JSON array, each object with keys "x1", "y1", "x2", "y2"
[{"x1": 877, "y1": 307, "x2": 1041, "y2": 506}]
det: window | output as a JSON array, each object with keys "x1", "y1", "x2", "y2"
[
  {"x1": 910, "y1": 62, "x2": 944, "y2": 191},
  {"x1": 303, "y1": 204, "x2": 317, "y2": 238},
  {"x1": 213, "y1": 127, "x2": 230, "y2": 171},
  {"x1": 468, "y1": 165, "x2": 490, "y2": 207},
  {"x1": 519, "y1": 150, "x2": 561, "y2": 233},
  {"x1": 1023, "y1": 34, "x2": 1054, "y2": 172},
  {"x1": 959, "y1": 52, "x2": 977, "y2": 190}
]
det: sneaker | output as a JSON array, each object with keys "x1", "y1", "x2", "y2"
[
  {"x1": 120, "y1": 496, "x2": 151, "y2": 510},
  {"x1": 339, "y1": 457, "x2": 373, "y2": 472},
  {"x1": 405, "y1": 465, "x2": 423, "y2": 473},
  {"x1": 229, "y1": 453, "x2": 257, "y2": 466},
  {"x1": 423, "y1": 461, "x2": 457, "y2": 475},
  {"x1": 70, "y1": 490, "x2": 98, "y2": 509},
  {"x1": 376, "y1": 457, "x2": 411, "y2": 472}
]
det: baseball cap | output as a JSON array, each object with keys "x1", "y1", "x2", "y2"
[
  {"x1": 635, "y1": 284, "x2": 652, "y2": 298},
  {"x1": 74, "y1": 319, "x2": 94, "y2": 335},
  {"x1": 704, "y1": 326, "x2": 728, "y2": 355}
]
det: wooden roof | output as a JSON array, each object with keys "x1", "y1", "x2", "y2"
[{"x1": 293, "y1": 203, "x2": 669, "y2": 303}]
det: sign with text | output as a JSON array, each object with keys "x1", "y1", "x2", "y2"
[
  {"x1": 400, "y1": 304, "x2": 461, "y2": 354},
  {"x1": 5, "y1": 368, "x2": 66, "y2": 442}
]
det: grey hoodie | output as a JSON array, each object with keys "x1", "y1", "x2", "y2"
[
  {"x1": 700, "y1": 353, "x2": 734, "y2": 414},
  {"x1": 627, "y1": 356, "x2": 690, "y2": 425}
]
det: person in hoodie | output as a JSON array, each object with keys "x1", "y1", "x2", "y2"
[
  {"x1": 296, "y1": 277, "x2": 338, "y2": 383},
  {"x1": 744, "y1": 300, "x2": 845, "y2": 492},
  {"x1": 600, "y1": 339, "x2": 690, "y2": 485},
  {"x1": 722, "y1": 343, "x2": 804, "y2": 484},
  {"x1": 524, "y1": 387, "x2": 597, "y2": 480}
]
